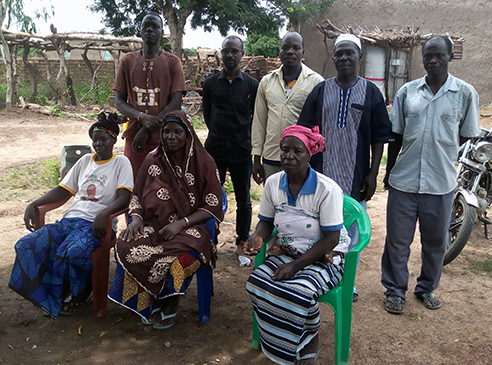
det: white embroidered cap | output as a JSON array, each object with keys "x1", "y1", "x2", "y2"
[{"x1": 334, "y1": 34, "x2": 362, "y2": 50}]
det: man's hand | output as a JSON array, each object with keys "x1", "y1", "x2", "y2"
[
  {"x1": 252, "y1": 158, "x2": 265, "y2": 185},
  {"x1": 139, "y1": 114, "x2": 161, "y2": 134},
  {"x1": 243, "y1": 236, "x2": 264, "y2": 256},
  {"x1": 360, "y1": 172, "x2": 377, "y2": 201},
  {"x1": 132, "y1": 128, "x2": 150, "y2": 153}
]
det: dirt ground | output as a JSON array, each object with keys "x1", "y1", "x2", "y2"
[{"x1": 1, "y1": 108, "x2": 492, "y2": 365}]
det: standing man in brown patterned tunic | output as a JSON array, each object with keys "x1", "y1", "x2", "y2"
[{"x1": 113, "y1": 12, "x2": 187, "y2": 178}]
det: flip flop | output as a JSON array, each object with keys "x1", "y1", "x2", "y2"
[
  {"x1": 353, "y1": 288, "x2": 359, "y2": 302},
  {"x1": 141, "y1": 307, "x2": 162, "y2": 325},
  {"x1": 59, "y1": 292, "x2": 93, "y2": 316},
  {"x1": 385, "y1": 296, "x2": 405, "y2": 314},
  {"x1": 415, "y1": 292, "x2": 442, "y2": 310},
  {"x1": 153, "y1": 312, "x2": 177, "y2": 330}
]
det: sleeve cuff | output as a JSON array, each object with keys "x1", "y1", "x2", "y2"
[
  {"x1": 321, "y1": 223, "x2": 344, "y2": 231},
  {"x1": 258, "y1": 214, "x2": 274, "y2": 222}
]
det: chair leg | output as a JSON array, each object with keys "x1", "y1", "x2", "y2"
[
  {"x1": 196, "y1": 265, "x2": 213, "y2": 324},
  {"x1": 331, "y1": 299, "x2": 352, "y2": 365},
  {"x1": 251, "y1": 312, "x2": 261, "y2": 350},
  {"x1": 90, "y1": 246, "x2": 110, "y2": 318}
]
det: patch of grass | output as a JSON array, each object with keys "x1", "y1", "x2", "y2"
[
  {"x1": 470, "y1": 258, "x2": 492, "y2": 277},
  {"x1": 0, "y1": 159, "x2": 61, "y2": 201},
  {"x1": 223, "y1": 176, "x2": 234, "y2": 194},
  {"x1": 49, "y1": 103, "x2": 66, "y2": 117},
  {"x1": 250, "y1": 185, "x2": 262, "y2": 203},
  {"x1": 191, "y1": 115, "x2": 206, "y2": 130}
]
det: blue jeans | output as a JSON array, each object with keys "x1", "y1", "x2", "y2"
[{"x1": 215, "y1": 158, "x2": 252, "y2": 245}]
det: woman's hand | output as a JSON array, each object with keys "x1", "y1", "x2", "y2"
[
  {"x1": 272, "y1": 261, "x2": 297, "y2": 281},
  {"x1": 119, "y1": 216, "x2": 144, "y2": 242},
  {"x1": 243, "y1": 236, "x2": 264, "y2": 256},
  {"x1": 92, "y1": 211, "x2": 109, "y2": 239},
  {"x1": 159, "y1": 220, "x2": 187, "y2": 241},
  {"x1": 24, "y1": 203, "x2": 36, "y2": 232}
]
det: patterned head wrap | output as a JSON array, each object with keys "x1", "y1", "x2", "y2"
[
  {"x1": 89, "y1": 112, "x2": 125, "y2": 139},
  {"x1": 334, "y1": 34, "x2": 361, "y2": 51},
  {"x1": 280, "y1": 125, "x2": 325, "y2": 156}
]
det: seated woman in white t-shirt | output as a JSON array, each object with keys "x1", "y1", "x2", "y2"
[{"x1": 8, "y1": 113, "x2": 133, "y2": 318}]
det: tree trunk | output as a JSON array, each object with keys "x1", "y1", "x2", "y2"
[
  {"x1": 0, "y1": 29, "x2": 14, "y2": 108},
  {"x1": 81, "y1": 48, "x2": 99, "y2": 103},
  {"x1": 11, "y1": 44, "x2": 19, "y2": 103},
  {"x1": 158, "y1": 3, "x2": 193, "y2": 57},
  {"x1": 23, "y1": 41, "x2": 38, "y2": 103},
  {"x1": 39, "y1": 50, "x2": 59, "y2": 102}
]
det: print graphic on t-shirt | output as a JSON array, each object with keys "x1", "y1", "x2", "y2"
[{"x1": 133, "y1": 86, "x2": 161, "y2": 106}]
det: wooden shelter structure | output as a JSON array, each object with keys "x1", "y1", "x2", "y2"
[
  {"x1": 1, "y1": 28, "x2": 145, "y2": 106},
  {"x1": 317, "y1": 19, "x2": 465, "y2": 102}
]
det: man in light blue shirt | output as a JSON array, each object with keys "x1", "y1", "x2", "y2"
[{"x1": 381, "y1": 36, "x2": 479, "y2": 314}]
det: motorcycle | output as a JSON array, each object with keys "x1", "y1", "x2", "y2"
[{"x1": 445, "y1": 127, "x2": 492, "y2": 265}]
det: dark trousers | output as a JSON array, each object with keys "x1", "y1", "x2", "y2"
[
  {"x1": 215, "y1": 158, "x2": 252, "y2": 245},
  {"x1": 381, "y1": 187, "x2": 454, "y2": 299}
]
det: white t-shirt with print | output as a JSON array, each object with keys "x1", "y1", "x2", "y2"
[{"x1": 60, "y1": 154, "x2": 133, "y2": 229}]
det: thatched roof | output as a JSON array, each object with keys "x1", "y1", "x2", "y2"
[{"x1": 317, "y1": 19, "x2": 465, "y2": 49}]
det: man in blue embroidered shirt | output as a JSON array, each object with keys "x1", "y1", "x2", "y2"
[
  {"x1": 298, "y1": 34, "x2": 393, "y2": 302},
  {"x1": 382, "y1": 36, "x2": 480, "y2": 314}
]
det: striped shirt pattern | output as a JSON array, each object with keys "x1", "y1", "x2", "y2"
[{"x1": 322, "y1": 78, "x2": 368, "y2": 195}]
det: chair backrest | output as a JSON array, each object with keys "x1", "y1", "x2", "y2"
[{"x1": 342, "y1": 194, "x2": 372, "y2": 257}]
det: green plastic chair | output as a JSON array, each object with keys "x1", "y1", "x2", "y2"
[{"x1": 251, "y1": 194, "x2": 371, "y2": 365}]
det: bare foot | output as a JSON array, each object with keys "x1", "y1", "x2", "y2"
[
  {"x1": 295, "y1": 334, "x2": 320, "y2": 365},
  {"x1": 271, "y1": 245, "x2": 287, "y2": 256}
]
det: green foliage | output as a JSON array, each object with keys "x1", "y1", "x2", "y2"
[
  {"x1": 0, "y1": 159, "x2": 61, "y2": 201},
  {"x1": 223, "y1": 176, "x2": 234, "y2": 194},
  {"x1": 191, "y1": 115, "x2": 206, "y2": 130},
  {"x1": 1, "y1": 0, "x2": 53, "y2": 32},
  {"x1": 184, "y1": 48, "x2": 198, "y2": 56},
  {"x1": 278, "y1": 0, "x2": 335, "y2": 29},
  {"x1": 245, "y1": 30, "x2": 281, "y2": 58},
  {"x1": 250, "y1": 185, "x2": 262, "y2": 203},
  {"x1": 49, "y1": 104, "x2": 66, "y2": 117},
  {"x1": 0, "y1": 83, "x2": 7, "y2": 102},
  {"x1": 41, "y1": 159, "x2": 62, "y2": 187},
  {"x1": 16, "y1": 81, "x2": 55, "y2": 104}
]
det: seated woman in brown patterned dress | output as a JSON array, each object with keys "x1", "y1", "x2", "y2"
[{"x1": 108, "y1": 110, "x2": 224, "y2": 329}]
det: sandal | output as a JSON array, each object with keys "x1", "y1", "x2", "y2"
[
  {"x1": 153, "y1": 312, "x2": 177, "y2": 330},
  {"x1": 141, "y1": 307, "x2": 162, "y2": 325},
  {"x1": 353, "y1": 288, "x2": 359, "y2": 302},
  {"x1": 385, "y1": 296, "x2": 405, "y2": 314},
  {"x1": 415, "y1": 292, "x2": 442, "y2": 310},
  {"x1": 59, "y1": 292, "x2": 93, "y2": 316},
  {"x1": 295, "y1": 347, "x2": 321, "y2": 364}
]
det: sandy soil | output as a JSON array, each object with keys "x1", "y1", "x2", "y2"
[{"x1": 1, "y1": 108, "x2": 492, "y2": 365}]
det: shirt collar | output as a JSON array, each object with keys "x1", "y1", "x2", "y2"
[
  {"x1": 279, "y1": 166, "x2": 318, "y2": 195},
  {"x1": 419, "y1": 73, "x2": 458, "y2": 93},
  {"x1": 218, "y1": 68, "x2": 244, "y2": 80}
]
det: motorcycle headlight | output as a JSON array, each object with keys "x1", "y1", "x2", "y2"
[{"x1": 473, "y1": 141, "x2": 492, "y2": 163}]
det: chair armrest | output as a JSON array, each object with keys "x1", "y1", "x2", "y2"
[
  {"x1": 253, "y1": 227, "x2": 277, "y2": 269},
  {"x1": 34, "y1": 195, "x2": 72, "y2": 229}
]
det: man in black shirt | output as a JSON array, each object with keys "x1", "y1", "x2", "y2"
[{"x1": 203, "y1": 36, "x2": 259, "y2": 254}]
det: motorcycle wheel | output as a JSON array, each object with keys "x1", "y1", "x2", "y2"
[{"x1": 444, "y1": 193, "x2": 476, "y2": 265}]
